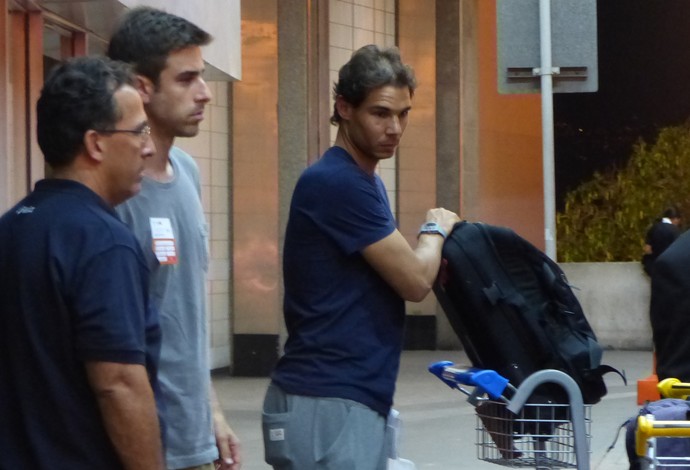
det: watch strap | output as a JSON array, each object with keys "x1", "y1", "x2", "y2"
[{"x1": 418, "y1": 222, "x2": 448, "y2": 239}]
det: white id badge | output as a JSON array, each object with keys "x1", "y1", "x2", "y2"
[{"x1": 150, "y1": 217, "x2": 178, "y2": 265}]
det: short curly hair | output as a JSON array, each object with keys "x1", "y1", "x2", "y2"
[
  {"x1": 36, "y1": 56, "x2": 134, "y2": 169},
  {"x1": 330, "y1": 45, "x2": 417, "y2": 125}
]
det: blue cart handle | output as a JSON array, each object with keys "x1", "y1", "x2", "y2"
[{"x1": 428, "y1": 361, "x2": 510, "y2": 400}]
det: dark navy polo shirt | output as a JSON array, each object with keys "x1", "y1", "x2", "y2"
[
  {"x1": 272, "y1": 147, "x2": 405, "y2": 416},
  {"x1": 0, "y1": 179, "x2": 162, "y2": 469}
]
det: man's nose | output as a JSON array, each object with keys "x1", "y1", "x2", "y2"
[
  {"x1": 197, "y1": 78, "x2": 213, "y2": 103},
  {"x1": 142, "y1": 136, "x2": 155, "y2": 158},
  {"x1": 388, "y1": 116, "x2": 402, "y2": 134}
]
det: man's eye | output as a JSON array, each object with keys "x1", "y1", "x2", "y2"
[{"x1": 178, "y1": 75, "x2": 197, "y2": 85}]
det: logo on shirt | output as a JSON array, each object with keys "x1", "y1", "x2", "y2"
[{"x1": 15, "y1": 206, "x2": 34, "y2": 215}]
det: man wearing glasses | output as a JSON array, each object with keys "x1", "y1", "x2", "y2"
[
  {"x1": 98, "y1": 123, "x2": 151, "y2": 140},
  {"x1": 0, "y1": 56, "x2": 164, "y2": 468}
]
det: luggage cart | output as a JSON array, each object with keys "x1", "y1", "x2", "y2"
[
  {"x1": 429, "y1": 362, "x2": 592, "y2": 470},
  {"x1": 634, "y1": 377, "x2": 690, "y2": 469}
]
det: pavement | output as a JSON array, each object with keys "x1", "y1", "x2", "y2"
[{"x1": 213, "y1": 349, "x2": 653, "y2": 469}]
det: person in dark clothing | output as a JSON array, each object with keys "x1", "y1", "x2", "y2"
[
  {"x1": 650, "y1": 229, "x2": 690, "y2": 381},
  {"x1": 642, "y1": 206, "x2": 681, "y2": 276},
  {"x1": 261, "y1": 44, "x2": 460, "y2": 470},
  {"x1": 0, "y1": 56, "x2": 163, "y2": 469}
]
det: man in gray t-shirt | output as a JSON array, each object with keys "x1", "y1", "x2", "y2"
[
  {"x1": 109, "y1": 7, "x2": 242, "y2": 470},
  {"x1": 116, "y1": 148, "x2": 215, "y2": 468}
]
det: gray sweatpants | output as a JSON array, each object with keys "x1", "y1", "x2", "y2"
[{"x1": 262, "y1": 383, "x2": 388, "y2": 470}]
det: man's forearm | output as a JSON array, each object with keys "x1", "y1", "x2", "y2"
[{"x1": 86, "y1": 362, "x2": 164, "y2": 470}]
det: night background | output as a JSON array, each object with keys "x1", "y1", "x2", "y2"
[{"x1": 554, "y1": 1, "x2": 690, "y2": 209}]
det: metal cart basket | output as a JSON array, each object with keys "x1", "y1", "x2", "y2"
[
  {"x1": 429, "y1": 362, "x2": 592, "y2": 470},
  {"x1": 475, "y1": 398, "x2": 591, "y2": 468}
]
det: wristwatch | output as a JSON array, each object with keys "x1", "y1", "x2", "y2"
[{"x1": 418, "y1": 222, "x2": 448, "y2": 239}]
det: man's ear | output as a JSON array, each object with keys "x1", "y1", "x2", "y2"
[
  {"x1": 135, "y1": 74, "x2": 154, "y2": 104},
  {"x1": 83, "y1": 130, "x2": 106, "y2": 163},
  {"x1": 335, "y1": 95, "x2": 353, "y2": 121}
]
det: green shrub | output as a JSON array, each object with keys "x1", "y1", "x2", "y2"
[{"x1": 557, "y1": 125, "x2": 690, "y2": 262}]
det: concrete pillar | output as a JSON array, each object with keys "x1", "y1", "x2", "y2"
[
  {"x1": 459, "y1": 0, "x2": 481, "y2": 221},
  {"x1": 277, "y1": 0, "x2": 329, "y2": 343},
  {"x1": 435, "y1": 0, "x2": 461, "y2": 215},
  {"x1": 434, "y1": 0, "x2": 463, "y2": 350},
  {"x1": 276, "y1": 0, "x2": 310, "y2": 358}
]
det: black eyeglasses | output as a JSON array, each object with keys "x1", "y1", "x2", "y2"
[{"x1": 95, "y1": 124, "x2": 151, "y2": 142}]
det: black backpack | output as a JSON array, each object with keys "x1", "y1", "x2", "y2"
[{"x1": 434, "y1": 221, "x2": 624, "y2": 405}]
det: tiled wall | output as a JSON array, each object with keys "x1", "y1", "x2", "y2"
[
  {"x1": 175, "y1": 81, "x2": 232, "y2": 369},
  {"x1": 328, "y1": 0, "x2": 397, "y2": 211}
]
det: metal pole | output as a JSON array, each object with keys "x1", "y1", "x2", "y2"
[
  {"x1": 539, "y1": 0, "x2": 557, "y2": 260},
  {"x1": 506, "y1": 369, "x2": 590, "y2": 470}
]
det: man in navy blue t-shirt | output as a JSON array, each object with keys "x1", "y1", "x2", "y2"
[
  {"x1": 262, "y1": 45, "x2": 460, "y2": 470},
  {"x1": 0, "y1": 57, "x2": 164, "y2": 469}
]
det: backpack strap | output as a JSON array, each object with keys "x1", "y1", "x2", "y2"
[{"x1": 596, "y1": 364, "x2": 627, "y2": 385}]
